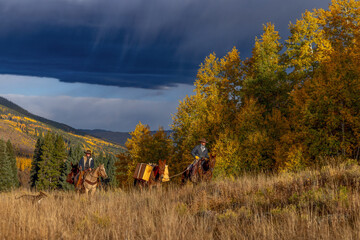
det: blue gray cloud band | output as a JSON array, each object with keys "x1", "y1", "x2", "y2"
[{"x1": 0, "y1": 0, "x2": 330, "y2": 89}]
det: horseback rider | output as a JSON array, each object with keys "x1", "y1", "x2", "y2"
[
  {"x1": 188, "y1": 138, "x2": 209, "y2": 170},
  {"x1": 75, "y1": 150, "x2": 94, "y2": 189}
]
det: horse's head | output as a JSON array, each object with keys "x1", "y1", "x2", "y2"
[
  {"x1": 66, "y1": 163, "x2": 79, "y2": 184},
  {"x1": 201, "y1": 154, "x2": 216, "y2": 172},
  {"x1": 98, "y1": 164, "x2": 108, "y2": 179},
  {"x1": 200, "y1": 158, "x2": 210, "y2": 171},
  {"x1": 158, "y1": 159, "x2": 166, "y2": 181},
  {"x1": 70, "y1": 163, "x2": 79, "y2": 174}
]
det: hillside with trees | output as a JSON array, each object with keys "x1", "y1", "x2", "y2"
[
  {"x1": 0, "y1": 97, "x2": 124, "y2": 188},
  {"x1": 28, "y1": 133, "x2": 118, "y2": 191}
]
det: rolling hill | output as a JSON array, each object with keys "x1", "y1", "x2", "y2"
[
  {"x1": 0, "y1": 96, "x2": 124, "y2": 170},
  {"x1": 79, "y1": 129, "x2": 131, "y2": 146},
  {"x1": 0, "y1": 97, "x2": 84, "y2": 135}
]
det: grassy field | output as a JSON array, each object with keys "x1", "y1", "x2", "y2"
[{"x1": 2, "y1": 162, "x2": 360, "y2": 239}]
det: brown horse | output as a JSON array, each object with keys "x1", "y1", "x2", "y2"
[
  {"x1": 66, "y1": 163, "x2": 79, "y2": 184},
  {"x1": 134, "y1": 159, "x2": 167, "y2": 188},
  {"x1": 181, "y1": 154, "x2": 216, "y2": 184}
]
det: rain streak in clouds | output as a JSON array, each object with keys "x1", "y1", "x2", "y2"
[{"x1": 0, "y1": 0, "x2": 331, "y2": 88}]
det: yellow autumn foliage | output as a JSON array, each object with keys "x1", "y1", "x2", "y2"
[{"x1": 16, "y1": 157, "x2": 32, "y2": 171}]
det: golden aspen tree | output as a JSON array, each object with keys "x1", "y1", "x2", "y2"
[
  {"x1": 124, "y1": 122, "x2": 152, "y2": 182},
  {"x1": 171, "y1": 48, "x2": 242, "y2": 174},
  {"x1": 280, "y1": 0, "x2": 360, "y2": 168},
  {"x1": 120, "y1": 122, "x2": 173, "y2": 184},
  {"x1": 242, "y1": 23, "x2": 289, "y2": 113}
]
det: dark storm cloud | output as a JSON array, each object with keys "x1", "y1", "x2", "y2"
[{"x1": 0, "y1": 0, "x2": 331, "y2": 89}]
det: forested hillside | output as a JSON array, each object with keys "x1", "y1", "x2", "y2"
[
  {"x1": 0, "y1": 97, "x2": 124, "y2": 186},
  {"x1": 0, "y1": 96, "x2": 83, "y2": 135}
]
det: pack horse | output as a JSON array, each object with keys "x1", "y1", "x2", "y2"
[{"x1": 133, "y1": 160, "x2": 170, "y2": 187}]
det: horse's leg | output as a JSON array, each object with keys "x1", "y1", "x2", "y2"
[
  {"x1": 199, "y1": 168, "x2": 204, "y2": 182},
  {"x1": 190, "y1": 164, "x2": 198, "y2": 183},
  {"x1": 148, "y1": 181, "x2": 153, "y2": 191},
  {"x1": 181, "y1": 170, "x2": 188, "y2": 185},
  {"x1": 91, "y1": 187, "x2": 96, "y2": 197},
  {"x1": 84, "y1": 184, "x2": 89, "y2": 196}
]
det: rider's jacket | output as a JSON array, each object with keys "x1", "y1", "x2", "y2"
[
  {"x1": 79, "y1": 156, "x2": 94, "y2": 171},
  {"x1": 191, "y1": 144, "x2": 209, "y2": 159}
]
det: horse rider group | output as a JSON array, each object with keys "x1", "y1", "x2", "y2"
[{"x1": 73, "y1": 137, "x2": 209, "y2": 188}]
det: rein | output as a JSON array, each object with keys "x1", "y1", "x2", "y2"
[
  {"x1": 169, "y1": 157, "x2": 215, "y2": 179},
  {"x1": 169, "y1": 169, "x2": 187, "y2": 179}
]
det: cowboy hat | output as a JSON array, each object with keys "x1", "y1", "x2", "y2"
[
  {"x1": 198, "y1": 138, "x2": 208, "y2": 143},
  {"x1": 84, "y1": 150, "x2": 92, "y2": 155}
]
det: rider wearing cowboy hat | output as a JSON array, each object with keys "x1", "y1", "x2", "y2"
[
  {"x1": 188, "y1": 138, "x2": 209, "y2": 170},
  {"x1": 79, "y1": 150, "x2": 94, "y2": 171},
  {"x1": 75, "y1": 150, "x2": 95, "y2": 189}
]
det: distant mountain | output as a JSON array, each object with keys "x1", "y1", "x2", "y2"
[
  {"x1": 81, "y1": 129, "x2": 173, "y2": 146},
  {"x1": 0, "y1": 96, "x2": 124, "y2": 157},
  {"x1": 80, "y1": 129, "x2": 131, "y2": 146}
]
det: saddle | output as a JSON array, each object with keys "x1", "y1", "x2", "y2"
[
  {"x1": 189, "y1": 158, "x2": 210, "y2": 175},
  {"x1": 74, "y1": 170, "x2": 89, "y2": 189}
]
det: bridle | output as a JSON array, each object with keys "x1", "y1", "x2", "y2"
[
  {"x1": 158, "y1": 165, "x2": 165, "y2": 182},
  {"x1": 85, "y1": 166, "x2": 108, "y2": 186}
]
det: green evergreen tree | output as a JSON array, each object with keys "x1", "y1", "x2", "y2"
[
  {"x1": 68, "y1": 144, "x2": 83, "y2": 165},
  {"x1": 105, "y1": 153, "x2": 117, "y2": 188},
  {"x1": 59, "y1": 155, "x2": 72, "y2": 190},
  {"x1": 0, "y1": 139, "x2": 13, "y2": 191},
  {"x1": 6, "y1": 140, "x2": 19, "y2": 188},
  {"x1": 51, "y1": 135, "x2": 67, "y2": 188},
  {"x1": 36, "y1": 132, "x2": 56, "y2": 190},
  {"x1": 95, "y1": 151, "x2": 105, "y2": 167},
  {"x1": 30, "y1": 137, "x2": 43, "y2": 189},
  {"x1": 53, "y1": 135, "x2": 67, "y2": 189}
]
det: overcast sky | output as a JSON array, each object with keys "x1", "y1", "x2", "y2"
[{"x1": 0, "y1": 0, "x2": 331, "y2": 131}]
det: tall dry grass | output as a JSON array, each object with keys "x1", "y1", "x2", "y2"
[{"x1": 2, "y1": 161, "x2": 360, "y2": 239}]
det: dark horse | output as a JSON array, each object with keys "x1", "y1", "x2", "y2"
[
  {"x1": 134, "y1": 159, "x2": 167, "y2": 188},
  {"x1": 66, "y1": 163, "x2": 79, "y2": 184},
  {"x1": 181, "y1": 154, "x2": 216, "y2": 184}
]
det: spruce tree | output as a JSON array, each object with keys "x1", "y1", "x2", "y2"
[
  {"x1": 105, "y1": 153, "x2": 117, "y2": 188},
  {"x1": 6, "y1": 140, "x2": 19, "y2": 188},
  {"x1": 0, "y1": 139, "x2": 13, "y2": 191},
  {"x1": 36, "y1": 132, "x2": 55, "y2": 190},
  {"x1": 68, "y1": 144, "x2": 83, "y2": 165},
  {"x1": 30, "y1": 137, "x2": 43, "y2": 189},
  {"x1": 53, "y1": 135, "x2": 67, "y2": 189},
  {"x1": 95, "y1": 151, "x2": 105, "y2": 167}
]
